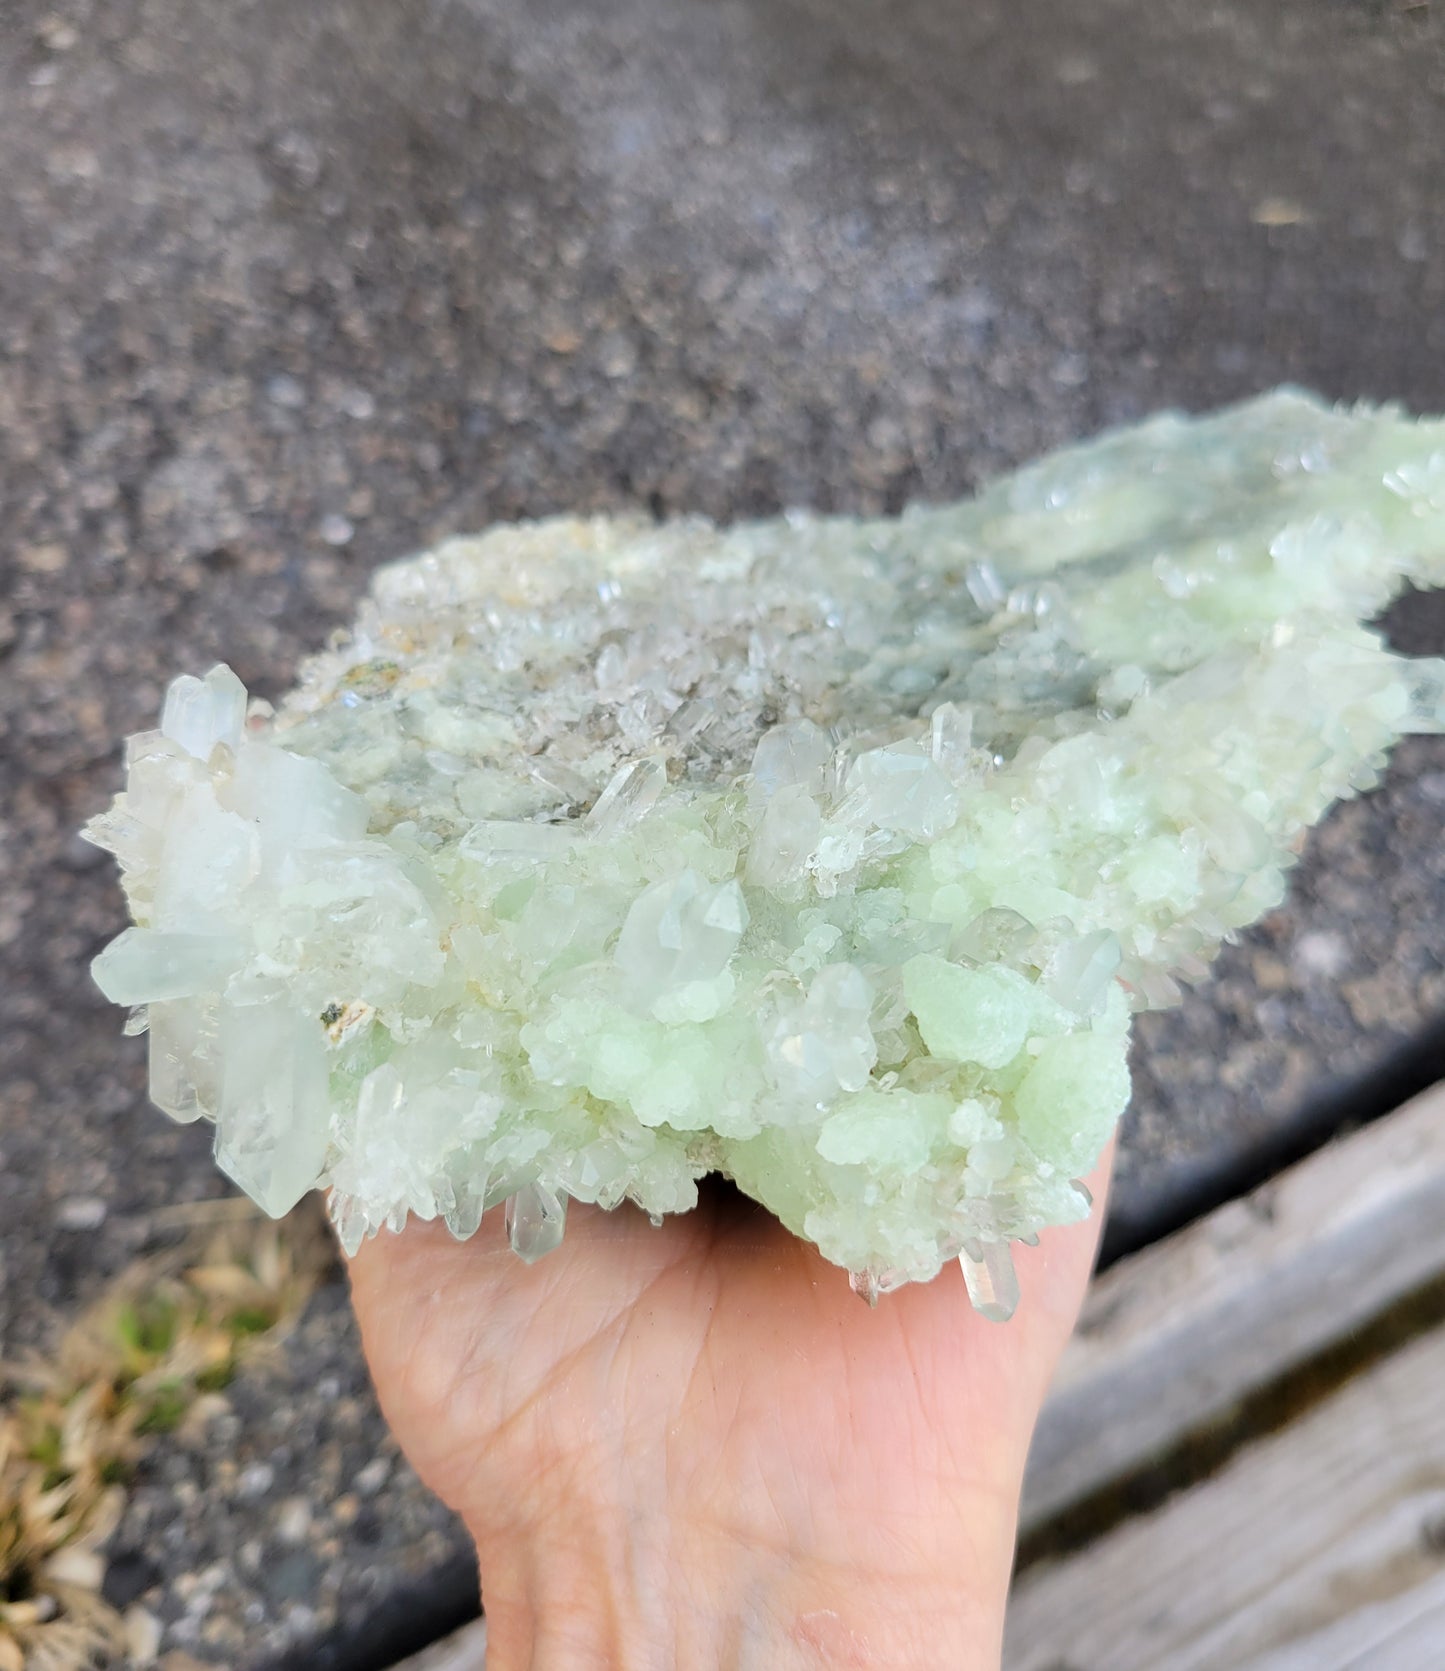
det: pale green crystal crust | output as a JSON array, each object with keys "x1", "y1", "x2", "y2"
[{"x1": 85, "y1": 390, "x2": 1445, "y2": 1310}]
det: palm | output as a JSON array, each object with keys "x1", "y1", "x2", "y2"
[{"x1": 347, "y1": 1159, "x2": 1109, "y2": 1587}]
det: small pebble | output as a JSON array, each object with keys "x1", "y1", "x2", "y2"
[
  {"x1": 1293, "y1": 930, "x2": 1351, "y2": 980},
  {"x1": 125, "y1": 1606, "x2": 164, "y2": 1666},
  {"x1": 237, "y1": 1461, "x2": 275, "y2": 1500},
  {"x1": 56, "y1": 1195, "x2": 107, "y2": 1231},
  {"x1": 265, "y1": 373, "x2": 306, "y2": 409},
  {"x1": 274, "y1": 1497, "x2": 312, "y2": 1544},
  {"x1": 354, "y1": 1456, "x2": 391, "y2": 1497},
  {"x1": 319, "y1": 513, "x2": 355, "y2": 547},
  {"x1": 18, "y1": 541, "x2": 69, "y2": 573}
]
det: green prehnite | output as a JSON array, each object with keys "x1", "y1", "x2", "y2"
[{"x1": 85, "y1": 390, "x2": 1445, "y2": 1318}]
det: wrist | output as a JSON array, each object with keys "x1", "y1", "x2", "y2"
[{"x1": 471, "y1": 1487, "x2": 1014, "y2": 1670}]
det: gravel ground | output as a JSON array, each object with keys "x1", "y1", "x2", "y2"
[
  {"x1": 2, "y1": 0, "x2": 1443, "y2": 1662},
  {"x1": 105, "y1": 1277, "x2": 477, "y2": 1671}
]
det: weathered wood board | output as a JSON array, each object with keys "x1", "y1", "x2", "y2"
[
  {"x1": 1005, "y1": 1320, "x2": 1445, "y2": 1670},
  {"x1": 1022, "y1": 1081, "x2": 1445, "y2": 1533}
]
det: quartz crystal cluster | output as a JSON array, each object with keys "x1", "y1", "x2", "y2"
[{"x1": 86, "y1": 390, "x2": 1445, "y2": 1316}]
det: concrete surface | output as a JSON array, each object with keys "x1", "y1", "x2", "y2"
[{"x1": 2, "y1": 0, "x2": 1443, "y2": 1662}]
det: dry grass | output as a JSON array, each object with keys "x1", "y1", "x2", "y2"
[{"x1": 0, "y1": 1200, "x2": 334, "y2": 1669}]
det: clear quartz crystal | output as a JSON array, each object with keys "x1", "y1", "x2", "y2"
[
  {"x1": 849, "y1": 1266, "x2": 911, "y2": 1307},
  {"x1": 93, "y1": 928, "x2": 243, "y2": 1006},
  {"x1": 586, "y1": 756, "x2": 667, "y2": 833},
  {"x1": 1043, "y1": 929, "x2": 1123, "y2": 1019},
  {"x1": 750, "y1": 719, "x2": 833, "y2": 800},
  {"x1": 214, "y1": 999, "x2": 332, "y2": 1217},
  {"x1": 83, "y1": 391, "x2": 1445, "y2": 1311},
  {"x1": 959, "y1": 1239, "x2": 1020, "y2": 1324},
  {"x1": 160, "y1": 663, "x2": 247, "y2": 760},
  {"x1": 615, "y1": 871, "x2": 749, "y2": 1011},
  {"x1": 148, "y1": 998, "x2": 221, "y2": 1124},
  {"x1": 929, "y1": 701, "x2": 975, "y2": 776},
  {"x1": 768, "y1": 963, "x2": 877, "y2": 1101},
  {"x1": 505, "y1": 1182, "x2": 568, "y2": 1263}
]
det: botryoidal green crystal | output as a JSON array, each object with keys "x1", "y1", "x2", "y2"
[{"x1": 85, "y1": 390, "x2": 1445, "y2": 1316}]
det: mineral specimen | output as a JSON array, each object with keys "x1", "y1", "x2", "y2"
[{"x1": 85, "y1": 390, "x2": 1445, "y2": 1315}]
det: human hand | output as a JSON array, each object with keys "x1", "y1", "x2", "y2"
[{"x1": 347, "y1": 1150, "x2": 1112, "y2": 1671}]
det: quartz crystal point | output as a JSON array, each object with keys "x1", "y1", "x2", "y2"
[
  {"x1": 84, "y1": 391, "x2": 1445, "y2": 1315},
  {"x1": 505, "y1": 1182, "x2": 569, "y2": 1264},
  {"x1": 959, "y1": 1240, "x2": 1021, "y2": 1324}
]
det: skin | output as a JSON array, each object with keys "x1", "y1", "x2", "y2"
[{"x1": 347, "y1": 1146, "x2": 1112, "y2": 1670}]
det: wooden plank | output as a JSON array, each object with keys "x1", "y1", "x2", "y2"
[
  {"x1": 1249, "y1": 1570, "x2": 1445, "y2": 1671},
  {"x1": 1005, "y1": 1321, "x2": 1445, "y2": 1671},
  {"x1": 389, "y1": 1618, "x2": 487, "y2": 1670},
  {"x1": 1022, "y1": 1080, "x2": 1445, "y2": 1533}
]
